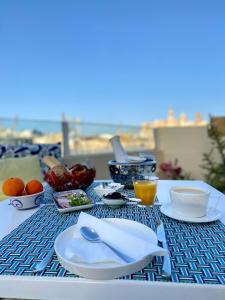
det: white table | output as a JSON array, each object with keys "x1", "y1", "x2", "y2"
[{"x1": 0, "y1": 180, "x2": 225, "y2": 300}]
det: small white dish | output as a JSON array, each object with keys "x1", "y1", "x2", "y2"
[
  {"x1": 9, "y1": 191, "x2": 44, "y2": 210},
  {"x1": 54, "y1": 218, "x2": 157, "y2": 280},
  {"x1": 94, "y1": 183, "x2": 124, "y2": 198},
  {"x1": 160, "y1": 203, "x2": 222, "y2": 223},
  {"x1": 53, "y1": 190, "x2": 94, "y2": 213},
  {"x1": 102, "y1": 197, "x2": 126, "y2": 208},
  {"x1": 101, "y1": 196, "x2": 141, "y2": 208}
]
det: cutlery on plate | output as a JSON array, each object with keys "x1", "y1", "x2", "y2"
[
  {"x1": 80, "y1": 226, "x2": 135, "y2": 263},
  {"x1": 33, "y1": 248, "x2": 55, "y2": 273},
  {"x1": 156, "y1": 221, "x2": 172, "y2": 278}
]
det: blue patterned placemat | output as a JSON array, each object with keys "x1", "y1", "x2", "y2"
[{"x1": 0, "y1": 184, "x2": 225, "y2": 284}]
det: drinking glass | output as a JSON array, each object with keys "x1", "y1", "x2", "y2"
[{"x1": 133, "y1": 177, "x2": 158, "y2": 206}]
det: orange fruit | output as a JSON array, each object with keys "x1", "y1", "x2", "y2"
[
  {"x1": 2, "y1": 177, "x2": 25, "y2": 196},
  {"x1": 25, "y1": 180, "x2": 43, "y2": 195}
]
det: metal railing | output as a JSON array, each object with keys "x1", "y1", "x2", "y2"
[{"x1": 0, "y1": 117, "x2": 155, "y2": 156}]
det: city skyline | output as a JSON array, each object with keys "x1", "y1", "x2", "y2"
[
  {"x1": 0, "y1": 108, "x2": 208, "y2": 157},
  {"x1": 0, "y1": 108, "x2": 207, "y2": 127}
]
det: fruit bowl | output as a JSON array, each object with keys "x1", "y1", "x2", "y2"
[
  {"x1": 9, "y1": 191, "x2": 44, "y2": 210},
  {"x1": 44, "y1": 163, "x2": 96, "y2": 192}
]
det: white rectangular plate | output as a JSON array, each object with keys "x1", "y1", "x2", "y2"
[{"x1": 53, "y1": 190, "x2": 94, "y2": 213}]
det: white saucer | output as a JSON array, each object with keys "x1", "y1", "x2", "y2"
[
  {"x1": 160, "y1": 203, "x2": 222, "y2": 223},
  {"x1": 54, "y1": 218, "x2": 157, "y2": 280}
]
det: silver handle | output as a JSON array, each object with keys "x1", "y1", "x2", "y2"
[
  {"x1": 161, "y1": 241, "x2": 171, "y2": 278},
  {"x1": 33, "y1": 248, "x2": 55, "y2": 273},
  {"x1": 102, "y1": 241, "x2": 135, "y2": 263}
]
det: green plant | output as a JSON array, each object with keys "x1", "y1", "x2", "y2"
[{"x1": 202, "y1": 117, "x2": 225, "y2": 193}]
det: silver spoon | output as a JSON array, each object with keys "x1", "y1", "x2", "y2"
[{"x1": 80, "y1": 226, "x2": 135, "y2": 263}]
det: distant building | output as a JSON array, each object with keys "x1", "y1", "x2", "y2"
[
  {"x1": 166, "y1": 108, "x2": 178, "y2": 127},
  {"x1": 147, "y1": 108, "x2": 207, "y2": 128},
  {"x1": 194, "y1": 112, "x2": 207, "y2": 126}
]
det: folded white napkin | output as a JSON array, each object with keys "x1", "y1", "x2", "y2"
[{"x1": 65, "y1": 212, "x2": 167, "y2": 265}]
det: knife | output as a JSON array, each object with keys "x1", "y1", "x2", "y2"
[
  {"x1": 33, "y1": 248, "x2": 55, "y2": 273},
  {"x1": 156, "y1": 221, "x2": 172, "y2": 278}
]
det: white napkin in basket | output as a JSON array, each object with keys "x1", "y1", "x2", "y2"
[{"x1": 67, "y1": 212, "x2": 167, "y2": 265}]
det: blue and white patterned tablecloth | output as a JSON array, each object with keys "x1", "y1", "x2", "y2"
[{"x1": 0, "y1": 183, "x2": 225, "y2": 284}]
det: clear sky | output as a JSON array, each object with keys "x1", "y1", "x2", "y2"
[{"x1": 0, "y1": 0, "x2": 225, "y2": 125}]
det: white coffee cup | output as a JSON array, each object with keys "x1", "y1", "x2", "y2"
[{"x1": 170, "y1": 187, "x2": 210, "y2": 218}]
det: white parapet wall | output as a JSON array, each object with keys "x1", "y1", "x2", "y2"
[{"x1": 153, "y1": 125, "x2": 214, "y2": 180}]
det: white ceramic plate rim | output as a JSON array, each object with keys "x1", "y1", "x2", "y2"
[
  {"x1": 160, "y1": 203, "x2": 222, "y2": 223},
  {"x1": 54, "y1": 218, "x2": 157, "y2": 270}
]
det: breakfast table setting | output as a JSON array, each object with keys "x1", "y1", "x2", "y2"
[
  {"x1": 0, "y1": 137, "x2": 225, "y2": 300},
  {"x1": 0, "y1": 179, "x2": 225, "y2": 300}
]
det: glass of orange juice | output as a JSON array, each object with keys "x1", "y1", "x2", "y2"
[{"x1": 133, "y1": 177, "x2": 158, "y2": 206}]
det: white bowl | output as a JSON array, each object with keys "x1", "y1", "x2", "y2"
[
  {"x1": 170, "y1": 186, "x2": 210, "y2": 218},
  {"x1": 54, "y1": 218, "x2": 157, "y2": 280},
  {"x1": 102, "y1": 197, "x2": 126, "y2": 208},
  {"x1": 9, "y1": 191, "x2": 44, "y2": 210}
]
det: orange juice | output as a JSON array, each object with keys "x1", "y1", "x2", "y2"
[{"x1": 133, "y1": 180, "x2": 157, "y2": 205}]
